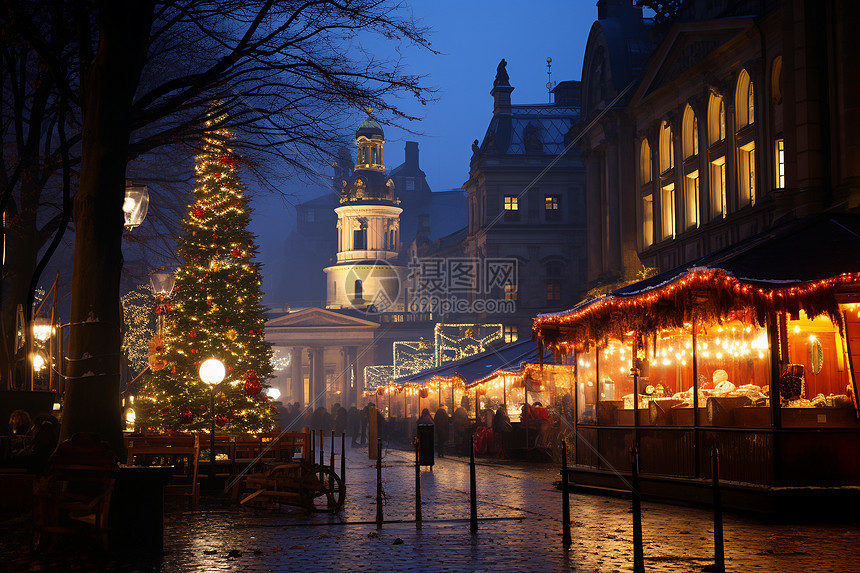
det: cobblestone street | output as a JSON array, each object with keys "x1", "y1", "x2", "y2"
[{"x1": 2, "y1": 444, "x2": 859, "y2": 572}]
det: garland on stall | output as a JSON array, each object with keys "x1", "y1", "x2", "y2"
[{"x1": 533, "y1": 268, "x2": 860, "y2": 354}]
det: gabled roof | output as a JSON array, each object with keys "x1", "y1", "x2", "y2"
[
  {"x1": 267, "y1": 307, "x2": 379, "y2": 329},
  {"x1": 630, "y1": 17, "x2": 754, "y2": 104}
]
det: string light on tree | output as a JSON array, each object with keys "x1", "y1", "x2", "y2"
[{"x1": 136, "y1": 121, "x2": 275, "y2": 433}]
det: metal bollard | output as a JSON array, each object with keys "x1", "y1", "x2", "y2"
[
  {"x1": 631, "y1": 446, "x2": 644, "y2": 573},
  {"x1": 712, "y1": 447, "x2": 726, "y2": 573},
  {"x1": 330, "y1": 430, "x2": 335, "y2": 489},
  {"x1": 341, "y1": 432, "x2": 346, "y2": 486},
  {"x1": 561, "y1": 440, "x2": 571, "y2": 547},
  {"x1": 376, "y1": 438, "x2": 383, "y2": 529},
  {"x1": 319, "y1": 430, "x2": 325, "y2": 468},
  {"x1": 469, "y1": 434, "x2": 478, "y2": 534},
  {"x1": 415, "y1": 437, "x2": 422, "y2": 530}
]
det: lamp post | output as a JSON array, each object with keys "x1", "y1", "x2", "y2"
[
  {"x1": 150, "y1": 270, "x2": 175, "y2": 337},
  {"x1": 199, "y1": 358, "x2": 226, "y2": 480}
]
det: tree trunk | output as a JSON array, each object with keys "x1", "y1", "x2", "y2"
[{"x1": 59, "y1": 1, "x2": 152, "y2": 456}]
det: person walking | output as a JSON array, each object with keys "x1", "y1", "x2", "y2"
[
  {"x1": 493, "y1": 405, "x2": 512, "y2": 459},
  {"x1": 433, "y1": 406, "x2": 450, "y2": 458}
]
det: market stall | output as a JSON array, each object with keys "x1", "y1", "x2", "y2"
[{"x1": 533, "y1": 215, "x2": 860, "y2": 509}]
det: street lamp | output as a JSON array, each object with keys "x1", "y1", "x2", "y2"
[
  {"x1": 123, "y1": 181, "x2": 149, "y2": 231},
  {"x1": 150, "y1": 270, "x2": 175, "y2": 337},
  {"x1": 199, "y1": 358, "x2": 226, "y2": 479}
]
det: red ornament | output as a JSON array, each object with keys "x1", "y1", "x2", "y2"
[
  {"x1": 248, "y1": 239, "x2": 254, "y2": 247},
  {"x1": 193, "y1": 207, "x2": 204, "y2": 219},
  {"x1": 199, "y1": 404, "x2": 207, "y2": 412},
  {"x1": 215, "y1": 414, "x2": 229, "y2": 427},
  {"x1": 179, "y1": 408, "x2": 194, "y2": 423},
  {"x1": 244, "y1": 378, "x2": 262, "y2": 396},
  {"x1": 160, "y1": 406, "x2": 171, "y2": 416},
  {"x1": 189, "y1": 330, "x2": 197, "y2": 338},
  {"x1": 191, "y1": 348, "x2": 198, "y2": 354},
  {"x1": 222, "y1": 224, "x2": 228, "y2": 230},
  {"x1": 231, "y1": 249, "x2": 241, "y2": 257}
]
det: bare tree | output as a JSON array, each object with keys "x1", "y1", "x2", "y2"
[{"x1": 5, "y1": 0, "x2": 434, "y2": 454}]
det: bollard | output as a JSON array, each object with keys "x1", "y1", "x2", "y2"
[
  {"x1": 319, "y1": 430, "x2": 325, "y2": 468},
  {"x1": 376, "y1": 438, "x2": 383, "y2": 529},
  {"x1": 631, "y1": 446, "x2": 644, "y2": 573},
  {"x1": 469, "y1": 434, "x2": 478, "y2": 534},
  {"x1": 340, "y1": 432, "x2": 346, "y2": 486},
  {"x1": 310, "y1": 430, "x2": 315, "y2": 465},
  {"x1": 415, "y1": 436, "x2": 422, "y2": 530},
  {"x1": 330, "y1": 430, "x2": 335, "y2": 490},
  {"x1": 712, "y1": 447, "x2": 726, "y2": 573},
  {"x1": 561, "y1": 440, "x2": 571, "y2": 547}
]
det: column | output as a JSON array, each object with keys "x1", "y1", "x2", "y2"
[
  {"x1": 312, "y1": 347, "x2": 326, "y2": 408},
  {"x1": 343, "y1": 346, "x2": 358, "y2": 407},
  {"x1": 290, "y1": 346, "x2": 303, "y2": 406}
]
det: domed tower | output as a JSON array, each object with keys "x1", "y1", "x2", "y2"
[{"x1": 324, "y1": 112, "x2": 406, "y2": 312}]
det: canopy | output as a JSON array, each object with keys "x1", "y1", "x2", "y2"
[
  {"x1": 393, "y1": 339, "x2": 553, "y2": 388},
  {"x1": 534, "y1": 213, "x2": 860, "y2": 352}
]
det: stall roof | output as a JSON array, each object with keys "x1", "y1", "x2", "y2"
[
  {"x1": 394, "y1": 339, "x2": 553, "y2": 387},
  {"x1": 534, "y1": 213, "x2": 860, "y2": 349}
]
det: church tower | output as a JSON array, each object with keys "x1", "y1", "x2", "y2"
[{"x1": 324, "y1": 112, "x2": 406, "y2": 312}]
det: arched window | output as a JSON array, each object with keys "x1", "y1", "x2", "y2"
[
  {"x1": 735, "y1": 70, "x2": 754, "y2": 129},
  {"x1": 640, "y1": 139, "x2": 652, "y2": 184},
  {"x1": 659, "y1": 121, "x2": 674, "y2": 173},
  {"x1": 708, "y1": 93, "x2": 725, "y2": 145},
  {"x1": 354, "y1": 279, "x2": 363, "y2": 300},
  {"x1": 736, "y1": 70, "x2": 756, "y2": 208},
  {"x1": 682, "y1": 105, "x2": 698, "y2": 159}
]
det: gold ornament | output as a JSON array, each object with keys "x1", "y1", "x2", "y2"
[{"x1": 226, "y1": 328, "x2": 238, "y2": 341}]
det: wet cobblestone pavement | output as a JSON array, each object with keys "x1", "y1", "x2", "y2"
[{"x1": 2, "y1": 444, "x2": 859, "y2": 572}]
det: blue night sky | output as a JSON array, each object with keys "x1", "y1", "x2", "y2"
[{"x1": 250, "y1": 0, "x2": 598, "y2": 306}]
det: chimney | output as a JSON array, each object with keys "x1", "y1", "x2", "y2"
[
  {"x1": 491, "y1": 58, "x2": 514, "y2": 115},
  {"x1": 405, "y1": 141, "x2": 419, "y2": 168}
]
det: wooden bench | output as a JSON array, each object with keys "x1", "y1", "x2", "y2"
[{"x1": 126, "y1": 434, "x2": 199, "y2": 509}]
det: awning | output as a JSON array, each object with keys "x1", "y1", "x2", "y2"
[
  {"x1": 534, "y1": 213, "x2": 860, "y2": 351},
  {"x1": 394, "y1": 338, "x2": 554, "y2": 388}
]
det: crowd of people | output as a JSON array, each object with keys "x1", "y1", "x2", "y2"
[{"x1": 274, "y1": 396, "x2": 566, "y2": 458}]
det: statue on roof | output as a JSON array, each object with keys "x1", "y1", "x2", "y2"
[{"x1": 494, "y1": 59, "x2": 510, "y2": 86}]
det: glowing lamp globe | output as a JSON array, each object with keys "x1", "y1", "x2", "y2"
[
  {"x1": 199, "y1": 358, "x2": 226, "y2": 386},
  {"x1": 266, "y1": 387, "x2": 281, "y2": 401},
  {"x1": 123, "y1": 182, "x2": 149, "y2": 231}
]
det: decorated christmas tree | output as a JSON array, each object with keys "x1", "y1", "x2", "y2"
[{"x1": 136, "y1": 124, "x2": 276, "y2": 433}]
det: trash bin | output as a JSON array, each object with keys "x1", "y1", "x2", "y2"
[{"x1": 417, "y1": 424, "x2": 434, "y2": 467}]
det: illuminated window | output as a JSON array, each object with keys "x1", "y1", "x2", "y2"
[
  {"x1": 775, "y1": 138, "x2": 785, "y2": 188},
  {"x1": 504, "y1": 195, "x2": 519, "y2": 221},
  {"x1": 710, "y1": 158, "x2": 727, "y2": 219},
  {"x1": 738, "y1": 142, "x2": 756, "y2": 208},
  {"x1": 683, "y1": 105, "x2": 699, "y2": 159},
  {"x1": 684, "y1": 172, "x2": 699, "y2": 230},
  {"x1": 659, "y1": 121, "x2": 674, "y2": 174},
  {"x1": 661, "y1": 184, "x2": 675, "y2": 240},
  {"x1": 504, "y1": 283, "x2": 517, "y2": 301},
  {"x1": 642, "y1": 194, "x2": 654, "y2": 248},
  {"x1": 735, "y1": 70, "x2": 754, "y2": 129},
  {"x1": 708, "y1": 94, "x2": 725, "y2": 145},
  {"x1": 545, "y1": 195, "x2": 561, "y2": 221},
  {"x1": 504, "y1": 325, "x2": 518, "y2": 344},
  {"x1": 640, "y1": 139, "x2": 652, "y2": 184}
]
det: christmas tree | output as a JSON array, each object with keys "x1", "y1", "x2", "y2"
[{"x1": 136, "y1": 124, "x2": 276, "y2": 433}]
